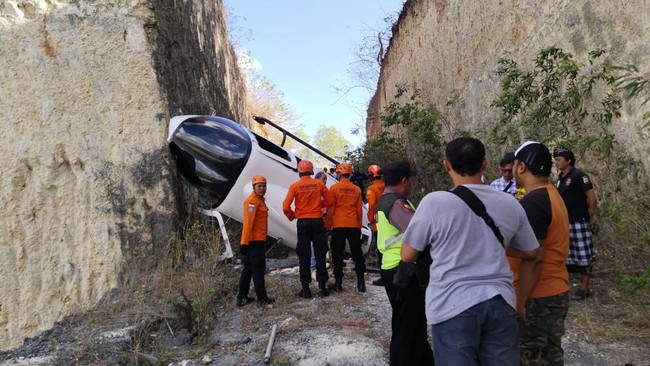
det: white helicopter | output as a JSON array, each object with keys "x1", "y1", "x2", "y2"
[{"x1": 167, "y1": 115, "x2": 372, "y2": 260}]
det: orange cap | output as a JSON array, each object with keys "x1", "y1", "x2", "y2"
[{"x1": 252, "y1": 175, "x2": 267, "y2": 185}]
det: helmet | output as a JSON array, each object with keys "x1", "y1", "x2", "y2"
[
  {"x1": 252, "y1": 175, "x2": 267, "y2": 185},
  {"x1": 368, "y1": 165, "x2": 382, "y2": 178},
  {"x1": 297, "y1": 160, "x2": 314, "y2": 174},
  {"x1": 336, "y1": 163, "x2": 353, "y2": 175}
]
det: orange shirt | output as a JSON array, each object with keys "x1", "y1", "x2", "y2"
[
  {"x1": 366, "y1": 179, "x2": 385, "y2": 231},
  {"x1": 509, "y1": 184, "x2": 570, "y2": 298},
  {"x1": 327, "y1": 178, "x2": 363, "y2": 228},
  {"x1": 283, "y1": 176, "x2": 333, "y2": 220},
  {"x1": 240, "y1": 192, "x2": 268, "y2": 245}
]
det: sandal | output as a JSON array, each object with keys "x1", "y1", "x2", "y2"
[{"x1": 572, "y1": 288, "x2": 591, "y2": 301}]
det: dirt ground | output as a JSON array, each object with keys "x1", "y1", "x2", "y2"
[{"x1": 1, "y1": 260, "x2": 649, "y2": 366}]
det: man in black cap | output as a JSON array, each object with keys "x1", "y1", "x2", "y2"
[
  {"x1": 490, "y1": 152, "x2": 518, "y2": 196},
  {"x1": 553, "y1": 148, "x2": 598, "y2": 300},
  {"x1": 375, "y1": 160, "x2": 433, "y2": 365},
  {"x1": 512, "y1": 141, "x2": 570, "y2": 365}
]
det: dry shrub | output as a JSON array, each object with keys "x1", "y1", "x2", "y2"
[
  {"x1": 156, "y1": 215, "x2": 240, "y2": 339},
  {"x1": 113, "y1": 207, "x2": 242, "y2": 362}
]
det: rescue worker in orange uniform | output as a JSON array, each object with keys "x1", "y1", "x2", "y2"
[
  {"x1": 237, "y1": 175, "x2": 275, "y2": 307},
  {"x1": 366, "y1": 164, "x2": 386, "y2": 286},
  {"x1": 327, "y1": 163, "x2": 366, "y2": 292},
  {"x1": 283, "y1": 160, "x2": 334, "y2": 298}
]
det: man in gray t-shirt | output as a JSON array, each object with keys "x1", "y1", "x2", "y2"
[{"x1": 401, "y1": 137, "x2": 542, "y2": 365}]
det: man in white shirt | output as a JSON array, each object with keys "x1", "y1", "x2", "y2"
[{"x1": 490, "y1": 152, "x2": 517, "y2": 196}]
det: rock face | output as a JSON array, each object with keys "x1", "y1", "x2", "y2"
[
  {"x1": 0, "y1": 0, "x2": 247, "y2": 350},
  {"x1": 368, "y1": 0, "x2": 650, "y2": 170}
]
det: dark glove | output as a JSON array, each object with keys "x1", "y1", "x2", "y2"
[
  {"x1": 588, "y1": 221, "x2": 600, "y2": 235},
  {"x1": 239, "y1": 245, "x2": 248, "y2": 256}
]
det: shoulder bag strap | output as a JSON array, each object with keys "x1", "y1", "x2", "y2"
[
  {"x1": 503, "y1": 180, "x2": 514, "y2": 193},
  {"x1": 450, "y1": 186, "x2": 504, "y2": 246},
  {"x1": 377, "y1": 192, "x2": 400, "y2": 219}
]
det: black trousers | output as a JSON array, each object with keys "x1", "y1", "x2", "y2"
[
  {"x1": 331, "y1": 227, "x2": 365, "y2": 279},
  {"x1": 370, "y1": 229, "x2": 383, "y2": 267},
  {"x1": 297, "y1": 218, "x2": 328, "y2": 285},
  {"x1": 237, "y1": 241, "x2": 268, "y2": 300},
  {"x1": 381, "y1": 267, "x2": 398, "y2": 308},
  {"x1": 382, "y1": 268, "x2": 434, "y2": 365}
]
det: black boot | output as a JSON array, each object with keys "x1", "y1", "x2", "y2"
[
  {"x1": 236, "y1": 296, "x2": 255, "y2": 307},
  {"x1": 335, "y1": 278, "x2": 343, "y2": 292},
  {"x1": 299, "y1": 284, "x2": 312, "y2": 299},
  {"x1": 371, "y1": 277, "x2": 384, "y2": 286},
  {"x1": 357, "y1": 273, "x2": 366, "y2": 293},
  {"x1": 257, "y1": 296, "x2": 275, "y2": 307},
  {"x1": 319, "y1": 282, "x2": 330, "y2": 297}
]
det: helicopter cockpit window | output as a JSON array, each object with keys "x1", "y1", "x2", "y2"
[
  {"x1": 253, "y1": 132, "x2": 291, "y2": 162},
  {"x1": 169, "y1": 116, "x2": 252, "y2": 209}
]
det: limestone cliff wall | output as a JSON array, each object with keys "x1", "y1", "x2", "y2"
[
  {"x1": 368, "y1": 0, "x2": 650, "y2": 170},
  {"x1": 0, "y1": 0, "x2": 246, "y2": 350}
]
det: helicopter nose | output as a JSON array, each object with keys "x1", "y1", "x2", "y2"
[{"x1": 168, "y1": 115, "x2": 252, "y2": 209}]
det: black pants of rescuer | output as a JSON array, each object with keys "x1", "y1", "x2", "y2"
[
  {"x1": 390, "y1": 277, "x2": 434, "y2": 365},
  {"x1": 370, "y1": 230, "x2": 383, "y2": 267},
  {"x1": 331, "y1": 227, "x2": 365, "y2": 279},
  {"x1": 296, "y1": 218, "x2": 329, "y2": 285},
  {"x1": 237, "y1": 241, "x2": 268, "y2": 300},
  {"x1": 381, "y1": 267, "x2": 398, "y2": 308}
]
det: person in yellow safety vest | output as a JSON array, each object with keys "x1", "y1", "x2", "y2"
[
  {"x1": 283, "y1": 159, "x2": 334, "y2": 298},
  {"x1": 327, "y1": 162, "x2": 365, "y2": 292},
  {"x1": 376, "y1": 160, "x2": 434, "y2": 365},
  {"x1": 237, "y1": 175, "x2": 275, "y2": 307},
  {"x1": 366, "y1": 164, "x2": 385, "y2": 286}
]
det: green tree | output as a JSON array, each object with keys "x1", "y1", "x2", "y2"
[
  {"x1": 311, "y1": 125, "x2": 350, "y2": 168},
  {"x1": 490, "y1": 47, "x2": 621, "y2": 161},
  {"x1": 364, "y1": 86, "x2": 450, "y2": 200},
  {"x1": 381, "y1": 87, "x2": 447, "y2": 167},
  {"x1": 286, "y1": 129, "x2": 318, "y2": 162}
]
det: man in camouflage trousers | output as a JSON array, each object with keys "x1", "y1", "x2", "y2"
[{"x1": 510, "y1": 141, "x2": 570, "y2": 365}]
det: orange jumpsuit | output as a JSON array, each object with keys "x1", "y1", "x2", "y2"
[
  {"x1": 328, "y1": 178, "x2": 363, "y2": 229},
  {"x1": 241, "y1": 192, "x2": 268, "y2": 245},
  {"x1": 283, "y1": 176, "x2": 333, "y2": 220},
  {"x1": 238, "y1": 191, "x2": 269, "y2": 301},
  {"x1": 282, "y1": 176, "x2": 333, "y2": 286},
  {"x1": 366, "y1": 179, "x2": 386, "y2": 232},
  {"x1": 328, "y1": 177, "x2": 365, "y2": 281}
]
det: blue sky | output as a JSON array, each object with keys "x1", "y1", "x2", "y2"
[{"x1": 223, "y1": 1, "x2": 404, "y2": 148}]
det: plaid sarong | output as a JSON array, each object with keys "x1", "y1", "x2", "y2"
[{"x1": 566, "y1": 219, "x2": 595, "y2": 267}]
